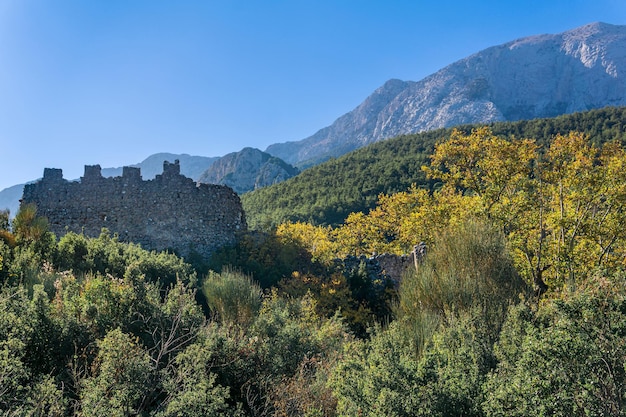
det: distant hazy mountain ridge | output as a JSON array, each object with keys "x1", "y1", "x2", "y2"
[
  {"x1": 197, "y1": 147, "x2": 298, "y2": 194},
  {"x1": 266, "y1": 22, "x2": 626, "y2": 166},
  {"x1": 101, "y1": 153, "x2": 217, "y2": 180}
]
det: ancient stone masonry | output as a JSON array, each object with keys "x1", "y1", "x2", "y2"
[
  {"x1": 21, "y1": 160, "x2": 247, "y2": 259},
  {"x1": 337, "y1": 253, "x2": 414, "y2": 286},
  {"x1": 337, "y1": 243, "x2": 427, "y2": 286}
]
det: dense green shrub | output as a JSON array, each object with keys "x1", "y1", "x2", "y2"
[
  {"x1": 483, "y1": 274, "x2": 626, "y2": 417},
  {"x1": 55, "y1": 230, "x2": 196, "y2": 288},
  {"x1": 330, "y1": 312, "x2": 492, "y2": 417},
  {"x1": 79, "y1": 328, "x2": 153, "y2": 417},
  {"x1": 158, "y1": 339, "x2": 244, "y2": 417}
]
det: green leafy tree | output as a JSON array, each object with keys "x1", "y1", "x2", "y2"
[
  {"x1": 8, "y1": 204, "x2": 55, "y2": 284},
  {"x1": 12, "y1": 203, "x2": 51, "y2": 245},
  {"x1": 146, "y1": 278, "x2": 206, "y2": 369},
  {"x1": 53, "y1": 269, "x2": 204, "y2": 411},
  {"x1": 0, "y1": 285, "x2": 67, "y2": 415},
  {"x1": 247, "y1": 293, "x2": 348, "y2": 415},
  {"x1": 12, "y1": 375, "x2": 67, "y2": 417},
  {"x1": 0, "y1": 239, "x2": 11, "y2": 281},
  {"x1": 0, "y1": 209, "x2": 13, "y2": 258},
  {"x1": 0, "y1": 209, "x2": 9, "y2": 231},
  {"x1": 183, "y1": 292, "x2": 349, "y2": 416},
  {"x1": 55, "y1": 229, "x2": 196, "y2": 288}
]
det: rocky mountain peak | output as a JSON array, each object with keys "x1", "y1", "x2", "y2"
[
  {"x1": 265, "y1": 22, "x2": 626, "y2": 166},
  {"x1": 197, "y1": 148, "x2": 298, "y2": 194}
]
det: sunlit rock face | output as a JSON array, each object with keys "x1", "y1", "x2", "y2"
[{"x1": 267, "y1": 22, "x2": 626, "y2": 166}]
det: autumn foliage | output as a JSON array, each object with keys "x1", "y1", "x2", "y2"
[{"x1": 3, "y1": 123, "x2": 626, "y2": 415}]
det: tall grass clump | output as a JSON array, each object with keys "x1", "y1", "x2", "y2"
[
  {"x1": 396, "y1": 219, "x2": 528, "y2": 353},
  {"x1": 202, "y1": 268, "x2": 262, "y2": 326}
]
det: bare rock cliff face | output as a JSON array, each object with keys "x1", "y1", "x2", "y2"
[
  {"x1": 197, "y1": 147, "x2": 298, "y2": 194},
  {"x1": 266, "y1": 22, "x2": 626, "y2": 166}
]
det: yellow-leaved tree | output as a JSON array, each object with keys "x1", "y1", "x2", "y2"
[
  {"x1": 275, "y1": 221, "x2": 335, "y2": 264},
  {"x1": 425, "y1": 128, "x2": 626, "y2": 292},
  {"x1": 275, "y1": 128, "x2": 626, "y2": 295}
]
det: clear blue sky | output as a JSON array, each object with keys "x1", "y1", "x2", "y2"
[{"x1": 0, "y1": 0, "x2": 625, "y2": 191}]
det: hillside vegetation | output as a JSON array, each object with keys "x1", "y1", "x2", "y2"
[
  {"x1": 2, "y1": 118, "x2": 626, "y2": 414},
  {"x1": 243, "y1": 106, "x2": 626, "y2": 229}
]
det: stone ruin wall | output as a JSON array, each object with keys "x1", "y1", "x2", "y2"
[
  {"x1": 21, "y1": 160, "x2": 247, "y2": 259},
  {"x1": 339, "y1": 253, "x2": 416, "y2": 285},
  {"x1": 339, "y1": 243, "x2": 427, "y2": 284}
]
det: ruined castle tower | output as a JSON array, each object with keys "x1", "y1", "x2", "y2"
[{"x1": 21, "y1": 160, "x2": 247, "y2": 259}]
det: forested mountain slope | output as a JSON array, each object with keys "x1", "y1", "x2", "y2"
[{"x1": 243, "y1": 106, "x2": 626, "y2": 229}]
